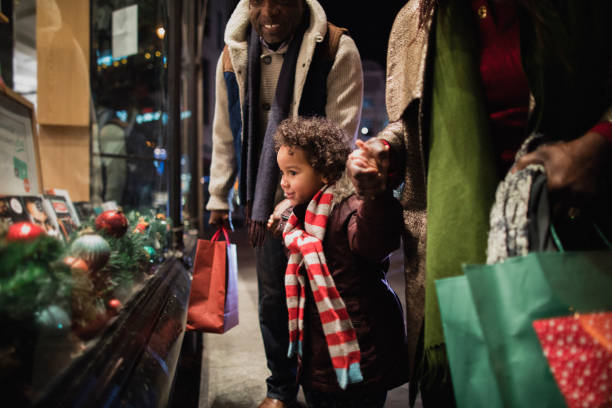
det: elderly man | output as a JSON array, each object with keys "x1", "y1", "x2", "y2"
[{"x1": 206, "y1": 1, "x2": 363, "y2": 406}]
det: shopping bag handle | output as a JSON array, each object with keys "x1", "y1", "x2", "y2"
[
  {"x1": 550, "y1": 223, "x2": 612, "y2": 253},
  {"x1": 211, "y1": 227, "x2": 231, "y2": 244}
]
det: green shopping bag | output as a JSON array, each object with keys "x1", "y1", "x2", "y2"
[
  {"x1": 463, "y1": 249, "x2": 612, "y2": 408},
  {"x1": 436, "y1": 276, "x2": 503, "y2": 408}
]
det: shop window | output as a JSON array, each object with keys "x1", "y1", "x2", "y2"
[{"x1": 91, "y1": 0, "x2": 170, "y2": 213}]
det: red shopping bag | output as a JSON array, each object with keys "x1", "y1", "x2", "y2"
[{"x1": 186, "y1": 227, "x2": 239, "y2": 333}]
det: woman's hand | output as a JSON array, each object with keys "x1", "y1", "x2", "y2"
[
  {"x1": 513, "y1": 131, "x2": 610, "y2": 215},
  {"x1": 514, "y1": 131, "x2": 609, "y2": 195}
]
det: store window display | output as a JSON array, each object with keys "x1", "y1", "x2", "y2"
[{"x1": 0, "y1": 0, "x2": 194, "y2": 405}]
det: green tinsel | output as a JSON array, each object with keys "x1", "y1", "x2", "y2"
[
  {"x1": 0, "y1": 236, "x2": 72, "y2": 324},
  {"x1": 104, "y1": 231, "x2": 148, "y2": 289},
  {"x1": 81, "y1": 209, "x2": 171, "y2": 300},
  {"x1": 125, "y1": 209, "x2": 171, "y2": 252}
]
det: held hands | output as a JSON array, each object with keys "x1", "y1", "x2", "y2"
[
  {"x1": 267, "y1": 199, "x2": 293, "y2": 238},
  {"x1": 347, "y1": 138, "x2": 390, "y2": 199}
]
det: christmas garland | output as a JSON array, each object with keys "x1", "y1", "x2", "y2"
[
  {"x1": 0, "y1": 209, "x2": 171, "y2": 338},
  {"x1": 0, "y1": 236, "x2": 72, "y2": 324}
]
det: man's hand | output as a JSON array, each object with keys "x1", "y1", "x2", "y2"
[
  {"x1": 347, "y1": 138, "x2": 390, "y2": 198},
  {"x1": 514, "y1": 131, "x2": 609, "y2": 195},
  {"x1": 209, "y1": 209, "x2": 230, "y2": 230}
]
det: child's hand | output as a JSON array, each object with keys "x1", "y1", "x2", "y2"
[
  {"x1": 267, "y1": 212, "x2": 281, "y2": 234},
  {"x1": 267, "y1": 199, "x2": 292, "y2": 237},
  {"x1": 347, "y1": 139, "x2": 390, "y2": 198}
]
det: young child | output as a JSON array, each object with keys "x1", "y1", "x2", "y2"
[{"x1": 267, "y1": 117, "x2": 409, "y2": 407}]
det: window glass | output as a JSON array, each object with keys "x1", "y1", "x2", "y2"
[{"x1": 91, "y1": 0, "x2": 169, "y2": 211}]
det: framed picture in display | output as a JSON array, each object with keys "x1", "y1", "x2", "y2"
[{"x1": 0, "y1": 85, "x2": 42, "y2": 195}]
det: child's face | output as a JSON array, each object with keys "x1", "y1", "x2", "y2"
[{"x1": 277, "y1": 145, "x2": 327, "y2": 206}]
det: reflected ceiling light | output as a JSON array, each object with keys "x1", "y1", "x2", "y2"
[
  {"x1": 155, "y1": 50, "x2": 162, "y2": 57},
  {"x1": 156, "y1": 26, "x2": 166, "y2": 40},
  {"x1": 145, "y1": 52, "x2": 152, "y2": 60}
]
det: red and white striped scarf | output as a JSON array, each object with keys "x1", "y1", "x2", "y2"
[{"x1": 283, "y1": 185, "x2": 363, "y2": 389}]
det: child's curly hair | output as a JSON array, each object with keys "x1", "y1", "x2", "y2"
[{"x1": 274, "y1": 116, "x2": 350, "y2": 184}]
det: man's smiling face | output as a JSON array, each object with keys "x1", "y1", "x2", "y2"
[{"x1": 249, "y1": 0, "x2": 305, "y2": 46}]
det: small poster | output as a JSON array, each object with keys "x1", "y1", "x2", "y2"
[
  {"x1": 44, "y1": 194, "x2": 79, "y2": 242},
  {"x1": 0, "y1": 195, "x2": 63, "y2": 241},
  {"x1": 25, "y1": 196, "x2": 62, "y2": 240},
  {"x1": 73, "y1": 201, "x2": 95, "y2": 220},
  {"x1": 112, "y1": 5, "x2": 138, "y2": 59},
  {"x1": 0, "y1": 195, "x2": 31, "y2": 225},
  {"x1": 45, "y1": 188, "x2": 81, "y2": 226},
  {"x1": 0, "y1": 103, "x2": 39, "y2": 195}
]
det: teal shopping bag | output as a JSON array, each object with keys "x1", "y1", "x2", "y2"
[
  {"x1": 436, "y1": 276, "x2": 503, "y2": 408},
  {"x1": 464, "y1": 250, "x2": 612, "y2": 408}
]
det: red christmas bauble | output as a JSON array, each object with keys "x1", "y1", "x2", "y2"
[
  {"x1": 108, "y1": 298, "x2": 122, "y2": 310},
  {"x1": 6, "y1": 222, "x2": 45, "y2": 242},
  {"x1": 95, "y1": 210, "x2": 128, "y2": 238}
]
